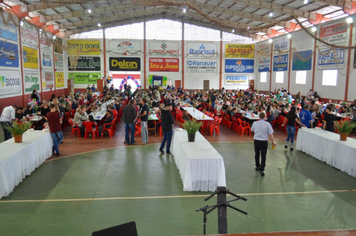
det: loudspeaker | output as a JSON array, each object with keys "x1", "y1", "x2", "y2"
[{"x1": 92, "y1": 221, "x2": 138, "y2": 236}]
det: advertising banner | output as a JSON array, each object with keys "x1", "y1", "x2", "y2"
[
  {"x1": 149, "y1": 58, "x2": 179, "y2": 72},
  {"x1": 292, "y1": 50, "x2": 312, "y2": 71},
  {"x1": 225, "y1": 44, "x2": 255, "y2": 58},
  {"x1": 225, "y1": 59, "x2": 254, "y2": 73},
  {"x1": 273, "y1": 54, "x2": 288, "y2": 71},
  {"x1": 40, "y1": 33, "x2": 52, "y2": 52},
  {"x1": 55, "y1": 72, "x2": 64, "y2": 88},
  {"x1": 0, "y1": 40, "x2": 19, "y2": 67},
  {"x1": 0, "y1": 70, "x2": 21, "y2": 96},
  {"x1": 186, "y1": 58, "x2": 217, "y2": 72},
  {"x1": 66, "y1": 40, "x2": 101, "y2": 55},
  {"x1": 187, "y1": 43, "x2": 217, "y2": 56},
  {"x1": 318, "y1": 47, "x2": 345, "y2": 69},
  {"x1": 68, "y1": 56, "x2": 101, "y2": 71},
  {"x1": 54, "y1": 38, "x2": 63, "y2": 54},
  {"x1": 225, "y1": 74, "x2": 248, "y2": 85},
  {"x1": 148, "y1": 42, "x2": 179, "y2": 54},
  {"x1": 42, "y1": 51, "x2": 53, "y2": 68},
  {"x1": 23, "y1": 46, "x2": 38, "y2": 69},
  {"x1": 109, "y1": 57, "x2": 140, "y2": 71},
  {"x1": 0, "y1": 12, "x2": 18, "y2": 41},
  {"x1": 21, "y1": 26, "x2": 38, "y2": 48},
  {"x1": 108, "y1": 40, "x2": 141, "y2": 55},
  {"x1": 258, "y1": 58, "x2": 270, "y2": 72},
  {"x1": 319, "y1": 22, "x2": 347, "y2": 45},
  {"x1": 258, "y1": 42, "x2": 271, "y2": 55},
  {"x1": 55, "y1": 53, "x2": 63, "y2": 69},
  {"x1": 42, "y1": 71, "x2": 54, "y2": 90},
  {"x1": 24, "y1": 71, "x2": 40, "y2": 94},
  {"x1": 69, "y1": 72, "x2": 101, "y2": 84},
  {"x1": 273, "y1": 38, "x2": 290, "y2": 51}
]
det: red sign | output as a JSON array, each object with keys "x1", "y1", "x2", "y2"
[
  {"x1": 320, "y1": 23, "x2": 347, "y2": 38},
  {"x1": 149, "y1": 58, "x2": 179, "y2": 72}
]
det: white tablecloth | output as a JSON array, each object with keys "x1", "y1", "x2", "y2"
[
  {"x1": 296, "y1": 128, "x2": 356, "y2": 177},
  {"x1": 182, "y1": 107, "x2": 214, "y2": 121},
  {"x1": 171, "y1": 129, "x2": 226, "y2": 191},
  {"x1": 0, "y1": 131, "x2": 53, "y2": 199}
]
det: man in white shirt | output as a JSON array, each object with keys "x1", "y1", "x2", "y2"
[
  {"x1": 251, "y1": 112, "x2": 276, "y2": 176},
  {"x1": 0, "y1": 105, "x2": 17, "y2": 141},
  {"x1": 307, "y1": 89, "x2": 314, "y2": 100}
]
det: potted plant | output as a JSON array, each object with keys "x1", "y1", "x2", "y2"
[
  {"x1": 334, "y1": 120, "x2": 356, "y2": 141},
  {"x1": 4, "y1": 121, "x2": 32, "y2": 143},
  {"x1": 181, "y1": 119, "x2": 203, "y2": 142}
]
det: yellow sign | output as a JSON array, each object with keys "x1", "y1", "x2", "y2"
[
  {"x1": 66, "y1": 40, "x2": 101, "y2": 55},
  {"x1": 23, "y1": 46, "x2": 38, "y2": 69},
  {"x1": 55, "y1": 72, "x2": 64, "y2": 88},
  {"x1": 225, "y1": 44, "x2": 255, "y2": 58}
]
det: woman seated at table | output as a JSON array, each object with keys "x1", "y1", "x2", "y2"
[
  {"x1": 182, "y1": 110, "x2": 190, "y2": 122},
  {"x1": 88, "y1": 115, "x2": 97, "y2": 128}
]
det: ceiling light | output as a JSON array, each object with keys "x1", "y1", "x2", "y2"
[
  {"x1": 311, "y1": 26, "x2": 317, "y2": 32},
  {"x1": 183, "y1": 8, "x2": 187, "y2": 13},
  {"x1": 53, "y1": 35, "x2": 56, "y2": 40},
  {"x1": 97, "y1": 23, "x2": 101, "y2": 27},
  {"x1": 20, "y1": 20, "x2": 24, "y2": 26},
  {"x1": 304, "y1": 0, "x2": 308, "y2": 4},
  {"x1": 88, "y1": 9, "x2": 92, "y2": 14},
  {"x1": 232, "y1": 29, "x2": 235, "y2": 33},
  {"x1": 287, "y1": 34, "x2": 292, "y2": 39},
  {"x1": 268, "y1": 38, "x2": 273, "y2": 43},
  {"x1": 247, "y1": 26, "x2": 250, "y2": 30},
  {"x1": 269, "y1": 12, "x2": 273, "y2": 17},
  {"x1": 346, "y1": 16, "x2": 353, "y2": 24}
]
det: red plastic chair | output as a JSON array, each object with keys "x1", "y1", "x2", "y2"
[
  {"x1": 68, "y1": 118, "x2": 81, "y2": 138},
  {"x1": 209, "y1": 118, "x2": 222, "y2": 136},
  {"x1": 237, "y1": 118, "x2": 251, "y2": 136},
  {"x1": 83, "y1": 121, "x2": 98, "y2": 139},
  {"x1": 225, "y1": 114, "x2": 233, "y2": 130},
  {"x1": 101, "y1": 118, "x2": 117, "y2": 138},
  {"x1": 135, "y1": 118, "x2": 141, "y2": 136}
]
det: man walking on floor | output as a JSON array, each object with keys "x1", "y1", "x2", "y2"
[
  {"x1": 123, "y1": 99, "x2": 137, "y2": 145},
  {"x1": 47, "y1": 104, "x2": 62, "y2": 156},
  {"x1": 159, "y1": 103, "x2": 174, "y2": 154},
  {"x1": 251, "y1": 112, "x2": 276, "y2": 176}
]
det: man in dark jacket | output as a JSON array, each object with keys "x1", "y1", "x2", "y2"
[
  {"x1": 159, "y1": 103, "x2": 174, "y2": 154},
  {"x1": 123, "y1": 99, "x2": 137, "y2": 145}
]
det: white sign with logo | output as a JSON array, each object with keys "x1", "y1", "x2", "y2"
[
  {"x1": 258, "y1": 42, "x2": 271, "y2": 56},
  {"x1": 224, "y1": 74, "x2": 249, "y2": 85},
  {"x1": 187, "y1": 43, "x2": 217, "y2": 56},
  {"x1": 108, "y1": 40, "x2": 141, "y2": 55},
  {"x1": 186, "y1": 58, "x2": 217, "y2": 72},
  {"x1": 0, "y1": 70, "x2": 21, "y2": 96},
  {"x1": 40, "y1": 32, "x2": 52, "y2": 52},
  {"x1": 42, "y1": 51, "x2": 53, "y2": 68},
  {"x1": 273, "y1": 37, "x2": 289, "y2": 51},
  {"x1": 55, "y1": 53, "x2": 64, "y2": 69},
  {"x1": 21, "y1": 26, "x2": 38, "y2": 48},
  {"x1": 42, "y1": 71, "x2": 54, "y2": 91},
  {"x1": 148, "y1": 41, "x2": 180, "y2": 54}
]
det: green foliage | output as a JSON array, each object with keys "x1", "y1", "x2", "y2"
[
  {"x1": 4, "y1": 121, "x2": 32, "y2": 135},
  {"x1": 334, "y1": 120, "x2": 356, "y2": 134},
  {"x1": 181, "y1": 119, "x2": 202, "y2": 134}
]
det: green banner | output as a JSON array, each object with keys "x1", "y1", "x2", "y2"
[
  {"x1": 24, "y1": 71, "x2": 40, "y2": 93},
  {"x1": 69, "y1": 72, "x2": 101, "y2": 84}
]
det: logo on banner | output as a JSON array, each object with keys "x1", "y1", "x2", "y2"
[
  {"x1": 67, "y1": 40, "x2": 100, "y2": 55},
  {"x1": 149, "y1": 58, "x2": 179, "y2": 72},
  {"x1": 161, "y1": 43, "x2": 167, "y2": 50},
  {"x1": 0, "y1": 76, "x2": 4, "y2": 87},
  {"x1": 0, "y1": 70, "x2": 21, "y2": 96},
  {"x1": 188, "y1": 44, "x2": 216, "y2": 56},
  {"x1": 225, "y1": 59, "x2": 254, "y2": 73},
  {"x1": 109, "y1": 57, "x2": 141, "y2": 71},
  {"x1": 187, "y1": 59, "x2": 217, "y2": 72},
  {"x1": 273, "y1": 54, "x2": 288, "y2": 71},
  {"x1": 225, "y1": 44, "x2": 255, "y2": 58},
  {"x1": 225, "y1": 75, "x2": 248, "y2": 84},
  {"x1": 148, "y1": 42, "x2": 179, "y2": 54},
  {"x1": 318, "y1": 48, "x2": 345, "y2": 69},
  {"x1": 0, "y1": 76, "x2": 20, "y2": 88}
]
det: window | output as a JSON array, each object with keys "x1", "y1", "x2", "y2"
[
  {"x1": 260, "y1": 72, "x2": 267, "y2": 83},
  {"x1": 184, "y1": 23, "x2": 221, "y2": 41},
  {"x1": 322, "y1": 70, "x2": 338, "y2": 86},
  {"x1": 146, "y1": 19, "x2": 182, "y2": 40},
  {"x1": 222, "y1": 32, "x2": 252, "y2": 42},
  {"x1": 295, "y1": 71, "x2": 307, "y2": 84},
  {"x1": 275, "y1": 71, "x2": 284, "y2": 83},
  {"x1": 105, "y1": 23, "x2": 144, "y2": 39},
  {"x1": 70, "y1": 29, "x2": 103, "y2": 39}
]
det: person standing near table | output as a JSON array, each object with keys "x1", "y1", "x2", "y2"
[
  {"x1": 139, "y1": 98, "x2": 149, "y2": 145},
  {"x1": 159, "y1": 103, "x2": 174, "y2": 155},
  {"x1": 251, "y1": 112, "x2": 276, "y2": 176},
  {"x1": 323, "y1": 106, "x2": 336, "y2": 132},
  {"x1": 0, "y1": 105, "x2": 17, "y2": 141},
  {"x1": 47, "y1": 104, "x2": 62, "y2": 156},
  {"x1": 300, "y1": 105, "x2": 313, "y2": 128},
  {"x1": 123, "y1": 99, "x2": 137, "y2": 145}
]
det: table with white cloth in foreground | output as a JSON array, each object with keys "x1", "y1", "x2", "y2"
[
  {"x1": 171, "y1": 129, "x2": 226, "y2": 191},
  {"x1": 182, "y1": 107, "x2": 214, "y2": 121},
  {"x1": 0, "y1": 131, "x2": 53, "y2": 199},
  {"x1": 296, "y1": 128, "x2": 356, "y2": 177}
]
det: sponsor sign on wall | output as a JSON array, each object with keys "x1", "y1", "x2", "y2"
[
  {"x1": 273, "y1": 54, "x2": 288, "y2": 71},
  {"x1": 319, "y1": 22, "x2": 347, "y2": 45},
  {"x1": 23, "y1": 46, "x2": 38, "y2": 69},
  {"x1": 66, "y1": 40, "x2": 101, "y2": 55},
  {"x1": 0, "y1": 12, "x2": 18, "y2": 41},
  {"x1": 149, "y1": 58, "x2": 179, "y2": 72},
  {"x1": 42, "y1": 71, "x2": 54, "y2": 90},
  {"x1": 186, "y1": 58, "x2": 217, "y2": 72},
  {"x1": 0, "y1": 70, "x2": 21, "y2": 96},
  {"x1": 40, "y1": 34, "x2": 52, "y2": 52},
  {"x1": 225, "y1": 59, "x2": 254, "y2": 73},
  {"x1": 54, "y1": 38, "x2": 63, "y2": 54},
  {"x1": 273, "y1": 38, "x2": 290, "y2": 51},
  {"x1": 24, "y1": 71, "x2": 40, "y2": 93},
  {"x1": 258, "y1": 58, "x2": 270, "y2": 72},
  {"x1": 42, "y1": 51, "x2": 53, "y2": 68},
  {"x1": 68, "y1": 56, "x2": 101, "y2": 71},
  {"x1": 292, "y1": 50, "x2": 312, "y2": 71},
  {"x1": 55, "y1": 72, "x2": 64, "y2": 88},
  {"x1": 225, "y1": 75, "x2": 248, "y2": 85},
  {"x1": 187, "y1": 43, "x2": 217, "y2": 56},
  {"x1": 69, "y1": 72, "x2": 101, "y2": 84},
  {"x1": 0, "y1": 40, "x2": 19, "y2": 67},
  {"x1": 55, "y1": 53, "x2": 63, "y2": 69},
  {"x1": 108, "y1": 40, "x2": 141, "y2": 55},
  {"x1": 258, "y1": 42, "x2": 271, "y2": 55},
  {"x1": 318, "y1": 48, "x2": 345, "y2": 69},
  {"x1": 225, "y1": 44, "x2": 255, "y2": 58},
  {"x1": 148, "y1": 42, "x2": 179, "y2": 54},
  {"x1": 21, "y1": 26, "x2": 38, "y2": 48},
  {"x1": 109, "y1": 57, "x2": 140, "y2": 71}
]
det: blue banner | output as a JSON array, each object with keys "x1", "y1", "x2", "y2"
[
  {"x1": 0, "y1": 40, "x2": 19, "y2": 67},
  {"x1": 318, "y1": 48, "x2": 345, "y2": 69},
  {"x1": 225, "y1": 59, "x2": 254, "y2": 73},
  {"x1": 273, "y1": 54, "x2": 288, "y2": 71},
  {"x1": 0, "y1": 13, "x2": 18, "y2": 41},
  {"x1": 292, "y1": 50, "x2": 312, "y2": 71}
]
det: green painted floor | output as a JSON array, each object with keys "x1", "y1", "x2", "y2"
[{"x1": 1, "y1": 143, "x2": 356, "y2": 236}]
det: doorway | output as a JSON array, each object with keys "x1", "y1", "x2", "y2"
[
  {"x1": 203, "y1": 80, "x2": 209, "y2": 90},
  {"x1": 175, "y1": 80, "x2": 181, "y2": 89}
]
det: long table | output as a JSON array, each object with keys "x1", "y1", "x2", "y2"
[
  {"x1": 0, "y1": 131, "x2": 53, "y2": 199},
  {"x1": 182, "y1": 107, "x2": 214, "y2": 121},
  {"x1": 171, "y1": 129, "x2": 226, "y2": 191},
  {"x1": 296, "y1": 128, "x2": 356, "y2": 177}
]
